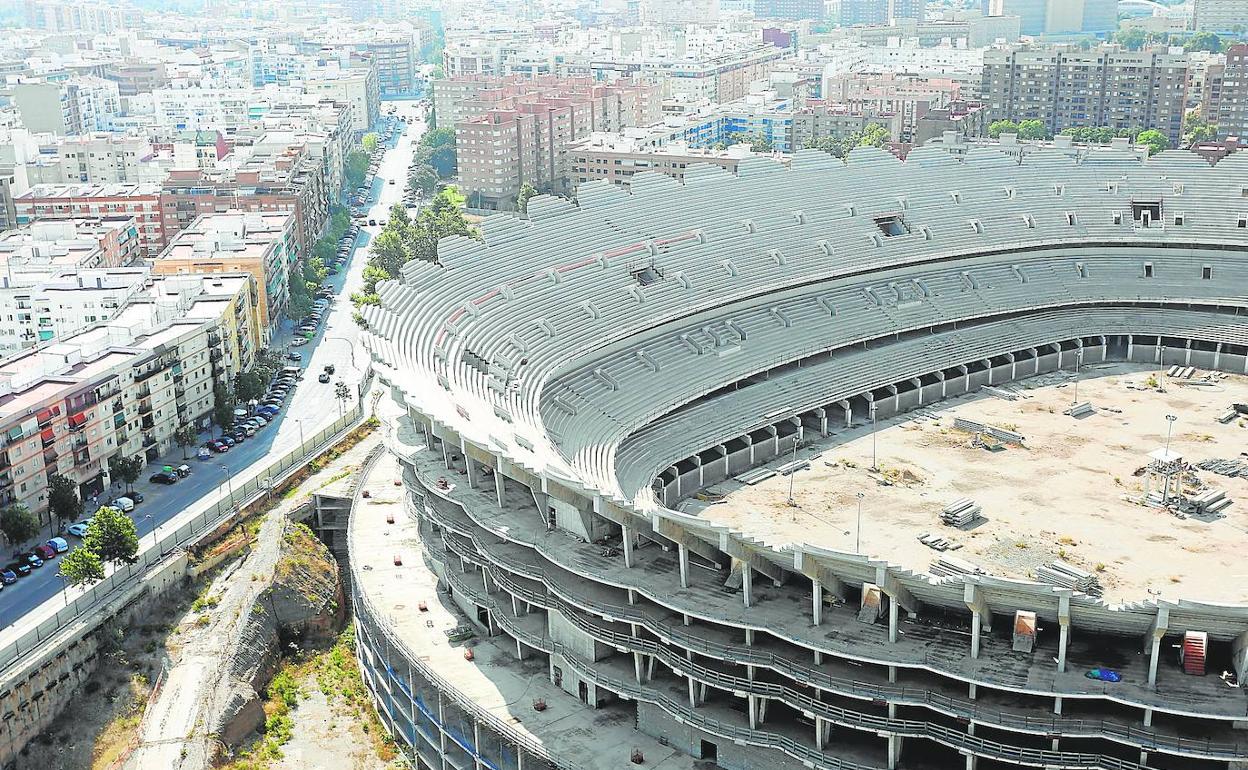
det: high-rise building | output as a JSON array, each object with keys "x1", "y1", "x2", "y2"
[
  {"x1": 982, "y1": 47, "x2": 1189, "y2": 145},
  {"x1": 1202, "y1": 44, "x2": 1248, "y2": 142},
  {"x1": 14, "y1": 184, "x2": 165, "y2": 257},
  {"x1": 1194, "y1": 0, "x2": 1248, "y2": 33},
  {"x1": 989, "y1": 0, "x2": 1116, "y2": 35},
  {"x1": 755, "y1": 0, "x2": 827, "y2": 20}
]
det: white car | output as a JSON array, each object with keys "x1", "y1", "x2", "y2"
[
  {"x1": 110, "y1": 497, "x2": 135, "y2": 512},
  {"x1": 67, "y1": 519, "x2": 92, "y2": 537}
]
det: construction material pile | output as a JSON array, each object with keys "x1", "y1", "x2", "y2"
[
  {"x1": 929, "y1": 554, "x2": 985, "y2": 578},
  {"x1": 1036, "y1": 560, "x2": 1102, "y2": 596},
  {"x1": 1196, "y1": 458, "x2": 1248, "y2": 479},
  {"x1": 941, "y1": 497, "x2": 982, "y2": 527}
]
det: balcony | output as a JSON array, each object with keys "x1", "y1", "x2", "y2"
[
  {"x1": 142, "y1": 434, "x2": 156, "y2": 449},
  {"x1": 74, "y1": 449, "x2": 90, "y2": 466},
  {"x1": 42, "y1": 447, "x2": 58, "y2": 465},
  {"x1": 141, "y1": 415, "x2": 155, "y2": 431},
  {"x1": 138, "y1": 403, "x2": 153, "y2": 417},
  {"x1": 136, "y1": 386, "x2": 151, "y2": 400}
]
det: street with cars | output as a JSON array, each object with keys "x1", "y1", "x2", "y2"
[{"x1": 0, "y1": 102, "x2": 426, "y2": 628}]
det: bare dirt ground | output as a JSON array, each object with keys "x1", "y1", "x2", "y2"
[{"x1": 694, "y1": 363, "x2": 1248, "y2": 604}]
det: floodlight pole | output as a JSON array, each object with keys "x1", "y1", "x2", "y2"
[
  {"x1": 786, "y1": 440, "x2": 799, "y2": 506},
  {"x1": 1072, "y1": 348, "x2": 1084, "y2": 405},
  {"x1": 869, "y1": 401, "x2": 878, "y2": 472},
  {"x1": 1164, "y1": 414, "x2": 1177, "y2": 455},
  {"x1": 855, "y1": 492, "x2": 865, "y2": 554}
]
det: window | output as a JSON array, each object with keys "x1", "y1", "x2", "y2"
[
  {"x1": 873, "y1": 214, "x2": 908, "y2": 237},
  {"x1": 1173, "y1": 214, "x2": 1184, "y2": 226},
  {"x1": 1202, "y1": 265, "x2": 1212, "y2": 280},
  {"x1": 1143, "y1": 263, "x2": 1154, "y2": 279},
  {"x1": 1131, "y1": 200, "x2": 1161, "y2": 226},
  {"x1": 1075, "y1": 263, "x2": 1086, "y2": 279}
]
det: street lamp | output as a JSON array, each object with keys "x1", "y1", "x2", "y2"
[
  {"x1": 855, "y1": 492, "x2": 865, "y2": 554},
  {"x1": 219, "y1": 463, "x2": 234, "y2": 509},
  {"x1": 56, "y1": 574, "x2": 70, "y2": 607},
  {"x1": 1071, "y1": 348, "x2": 1084, "y2": 405},
  {"x1": 143, "y1": 514, "x2": 157, "y2": 550},
  {"x1": 1164, "y1": 414, "x2": 1178, "y2": 455},
  {"x1": 786, "y1": 439, "x2": 800, "y2": 507},
  {"x1": 868, "y1": 401, "x2": 879, "y2": 472}
]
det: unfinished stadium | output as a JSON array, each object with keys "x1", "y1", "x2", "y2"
[{"x1": 350, "y1": 145, "x2": 1248, "y2": 770}]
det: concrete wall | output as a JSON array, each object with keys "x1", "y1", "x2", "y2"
[{"x1": 548, "y1": 608, "x2": 609, "y2": 663}]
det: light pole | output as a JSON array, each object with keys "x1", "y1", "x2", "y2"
[
  {"x1": 143, "y1": 514, "x2": 157, "y2": 550},
  {"x1": 294, "y1": 418, "x2": 307, "y2": 449},
  {"x1": 219, "y1": 463, "x2": 234, "y2": 509},
  {"x1": 855, "y1": 492, "x2": 865, "y2": 554},
  {"x1": 1164, "y1": 414, "x2": 1178, "y2": 455},
  {"x1": 1071, "y1": 348, "x2": 1084, "y2": 405},
  {"x1": 56, "y1": 574, "x2": 70, "y2": 607},
  {"x1": 786, "y1": 440, "x2": 800, "y2": 507},
  {"x1": 869, "y1": 401, "x2": 879, "y2": 471}
]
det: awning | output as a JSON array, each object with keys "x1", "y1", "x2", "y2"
[{"x1": 68, "y1": 412, "x2": 88, "y2": 428}]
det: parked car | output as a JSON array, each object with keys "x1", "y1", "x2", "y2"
[
  {"x1": 368, "y1": 218, "x2": 376, "y2": 226},
  {"x1": 46, "y1": 537, "x2": 69, "y2": 554},
  {"x1": 67, "y1": 520, "x2": 92, "y2": 538},
  {"x1": 318, "y1": 372, "x2": 331, "y2": 383},
  {"x1": 388, "y1": 179, "x2": 396, "y2": 184},
  {"x1": 0, "y1": 567, "x2": 15, "y2": 585},
  {"x1": 19, "y1": 551, "x2": 43, "y2": 569},
  {"x1": 241, "y1": 424, "x2": 257, "y2": 437},
  {"x1": 149, "y1": 471, "x2": 178, "y2": 485},
  {"x1": 110, "y1": 497, "x2": 135, "y2": 512},
  {"x1": 34, "y1": 543, "x2": 56, "y2": 560},
  {"x1": 290, "y1": 337, "x2": 309, "y2": 347},
  {"x1": 6, "y1": 561, "x2": 30, "y2": 578},
  {"x1": 327, "y1": 267, "x2": 339, "y2": 276},
  {"x1": 287, "y1": 351, "x2": 302, "y2": 362},
  {"x1": 175, "y1": 464, "x2": 191, "y2": 478},
  {"x1": 131, "y1": 492, "x2": 145, "y2": 504},
  {"x1": 198, "y1": 446, "x2": 213, "y2": 460},
  {"x1": 323, "y1": 364, "x2": 335, "y2": 375},
  {"x1": 229, "y1": 431, "x2": 247, "y2": 444}
]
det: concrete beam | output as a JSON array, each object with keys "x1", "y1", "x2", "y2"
[
  {"x1": 875, "y1": 565, "x2": 917, "y2": 616},
  {"x1": 654, "y1": 516, "x2": 721, "y2": 565},
  {"x1": 964, "y1": 584, "x2": 992, "y2": 659},
  {"x1": 720, "y1": 533, "x2": 784, "y2": 583},
  {"x1": 1057, "y1": 593, "x2": 1071, "y2": 674},
  {"x1": 1233, "y1": 631, "x2": 1248, "y2": 684},
  {"x1": 792, "y1": 550, "x2": 847, "y2": 601}
]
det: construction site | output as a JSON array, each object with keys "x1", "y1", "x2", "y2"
[{"x1": 693, "y1": 362, "x2": 1248, "y2": 604}]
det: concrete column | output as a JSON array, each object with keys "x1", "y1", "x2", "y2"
[
  {"x1": 627, "y1": 589, "x2": 637, "y2": 605},
  {"x1": 1214, "y1": 343, "x2": 1222, "y2": 370},
  {"x1": 887, "y1": 734, "x2": 903, "y2": 770},
  {"x1": 960, "y1": 364, "x2": 970, "y2": 392},
  {"x1": 812, "y1": 579, "x2": 823, "y2": 626},
  {"x1": 1145, "y1": 607, "x2": 1169, "y2": 688},
  {"x1": 748, "y1": 695, "x2": 758, "y2": 729},
  {"x1": 745, "y1": 628, "x2": 755, "y2": 646},
  {"x1": 441, "y1": 440, "x2": 452, "y2": 470},
  {"x1": 888, "y1": 597, "x2": 900, "y2": 643},
  {"x1": 494, "y1": 470, "x2": 506, "y2": 510},
  {"x1": 840, "y1": 399, "x2": 852, "y2": 427},
  {"x1": 815, "y1": 716, "x2": 827, "y2": 750},
  {"x1": 1057, "y1": 593, "x2": 1071, "y2": 674},
  {"x1": 742, "y1": 563, "x2": 753, "y2": 608},
  {"x1": 688, "y1": 677, "x2": 697, "y2": 708},
  {"x1": 984, "y1": 358, "x2": 995, "y2": 385},
  {"x1": 1185, "y1": 339, "x2": 1193, "y2": 366},
  {"x1": 634, "y1": 652, "x2": 644, "y2": 683},
  {"x1": 693, "y1": 455, "x2": 704, "y2": 488},
  {"x1": 516, "y1": 638, "x2": 526, "y2": 660},
  {"x1": 1006, "y1": 351, "x2": 1016, "y2": 380},
  {"x1": 464, "y1": 455, "x2": 479, "y2": 489},
  {"x1": 815, "y1": 407, "x2": 828, "y2": 436},
  {"x1": 1127, "y1": 334, "x2": 1134, "y2": 359},
  {"x1": 677, "y1": 543, "x2": 689, "y2": 588},
  {"x1": 910, "y1": 377, "x2": 922, "y2": 406},
  {"x1": 621, "y1": 525, "x2": 634, "y2": 568},
  {"x1": 937, "y1": 370, "x2": 947, "y2": 398}
]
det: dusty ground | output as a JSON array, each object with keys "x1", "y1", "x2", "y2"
[
  {"x1": 694, "y1": 363, "x2": 1248, "y2": 603},
  {"x1": 273, "y1": 683, "x2": 387, "y2": 770},
  {"x1": 11, "y1": 596, "x2": 183, "y2": 770}
]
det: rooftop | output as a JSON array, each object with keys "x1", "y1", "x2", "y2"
[
  {"x1": 693, "y1": 364, "x2": 1248, "y2": 604},
  {"x1": 15, "y1": 183, "x2": 161, "y2": 200}
]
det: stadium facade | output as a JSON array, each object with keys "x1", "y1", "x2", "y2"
[{"x1": 353, "y1": 146, "x2": 1248, "y2": 770}]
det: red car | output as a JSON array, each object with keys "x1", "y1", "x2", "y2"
[
  {"x1": 207, "y1": 439, "x2": 229, "y2": 453},
  {"x1": 33, "y1": 543, "x2": 56, "y2": 560}
]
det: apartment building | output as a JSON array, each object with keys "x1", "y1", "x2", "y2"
[
  {"x1": 0, "y1": 267, "x2": 149, "y2": 355},
  {"x1": 755, "y1": 0, "x2": 828, "y2": 20},
  {"x1": 159, "y1": 137, "x2": 328, "y2": 259},
  {"x1": 1202, "y1": 45, "x2": 1248, "y2": 142},
  {"x1": 570, "y1": 135, "x2": 784, "y2": 188},
  {"x1": 14, "y1": 184, "x2": 165, "y2": 257},
  {"x1": 792, "y1": 103, "x2": 902, "y2": 147},
  {"x1": 303, "y1": 58, "x2": 380, "y2": 136},
  {"x1": 10, "y1": 77, "x2": 121, "y2": 136},
  {"x1": 22, "y1": 0, "x2": 139, "y2": 33},
  {"x1": 0, "y1": 308, "x2": 221, "y2": 519},
  {"x1": 151, "y1": 211, "x2": 298, "y2": 341},
  {"x1": 144, "y1": 273, "x2": 260, "y2": 380},
  {"x1": 822, "y1": 72, "x2": 963, "y2": 142},
  {"x1": 830, "y1": 0, "x2": 927, "y2": 26},
  {"x1": 982, "y1": 46, "x2": 1189, "y2": 145},
  {"x1": 0, "y1": 216, "x2": 140, "y2": 272},
  {"x1": 103, "y1": 60, "x2": 169, "y2": 98},
  {"x1": 20, "y1": 133, "x2": 168, "y2": 186},
  {"x1": 302, "y1": 26, "x2": 423, "y2": 99},
  {"x1": 455, "y1": 77, "x2": 663, "y2": 209},
  {"x1": 1194, "y1": 0, "x2": 1248, "y2": 33},
  {"x1": 149, "y1": 87, "x2": 289, "y2": 133},
  {"x1": 435, "y1": 75, "x2": 662, "y2": 130}
]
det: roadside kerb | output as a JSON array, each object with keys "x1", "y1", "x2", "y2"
[{"x1": 0, "y1": 396, "x2": 368, "y2": 675}]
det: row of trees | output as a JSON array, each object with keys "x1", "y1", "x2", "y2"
[
  {"x1": 59, "y1": 506, "x2": 139, "y2": 586},
  {"x1": 351, "y1": 193, "x2": 477, "y2": 327},
  {"x1": 987, "y1": 120, "x2": 1172, "y2": 155},
  {"x1": 803, "y1": 123, "x2": 892, "y2": 158},
  {"x1": 1113, "y1": 29, "x2": 1242, "y2": 53},
  {"x1": 408, "y1": 127, "x2": 457, "y2": 198}
]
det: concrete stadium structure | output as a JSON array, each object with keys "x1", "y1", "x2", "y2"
[{"x1": 355, "y1": 146, "x2": 1248, "y2": 770}]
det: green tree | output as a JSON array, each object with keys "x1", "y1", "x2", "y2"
[
  {"x1": 362, "y1": 132, "x2": 379, "y2": 153},
  {"x1": 408, "y1": 164, "x2": 440, "y2": 196},
  {"x1": 856, "y1": 123, "x2": 890, "y2": 148},
  {"x1": 1017, "y1": 119, "x2": 1050, "y2": 141},
  {"x1": 1184, "y1": 32, "x2": 1222, "y2": 53},
  {"x1": 334, "y1": 381, "x2": 352, "y2": 416},
  {"x1": 416, "y1": 127, "x2": 457, "y2": 177},
  {"x1": 1182, "y1": 112, "x2": 1218, "y2": 145},
  {"x1": 59, "y1": 547, "x2": 105, "y2": 586},
  {"x1": 111, "y1": 454, "x2": 143, "y2": 494},
  {"x1": 85, "y1": 505, "x2": 139, "y2": 567},
  {"x1": 212, "y1": 381, "x2": 236, "y2": 433},
  {"x1": 367, "y1": 229, "x2": 409, "y2": 280},
  {"x1": 0, "y1": 504, "x2": 40, "y2": 546},
  {"x1": 1136, "y1": 129, "x2": 1170, "y2": 155},
  {"x1": 47, "y1": 473, "x2": 81, "y2": 535},
  {"x1": 344, "y1": 149, "x2": 369, "y2": 189},
  {"x1": 235, "y1": 371, "x2": 266, "y2": 403},
  {"x1": 988, "y1": 120, "x2": 1019, "y2": 139},
  {"x1": 303, "y1": 255, "x2": 327, "y2": 286},
  {"x1": 1115, "y1": 28, "x2": 1147, "y2": 50},
  {"x1": 174, "y1": 425, "x2": 198, "y2": 460},
  {"x1": 286, "y1": 267, "x2": 313, "y2": 320},
  {"x1": 515, "y1": 183, "x2": 539, "y2": 216}
]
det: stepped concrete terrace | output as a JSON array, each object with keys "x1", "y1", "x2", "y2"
[
  {"x1": 691, "y1": 362, "x2": 1248, "y2": 605},
  {"x1": 386, "y1": 407, "x2": 1248, "y2": 744}
]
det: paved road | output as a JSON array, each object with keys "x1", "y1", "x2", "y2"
[{"x1": 0, "y1": 102, "x2": 426, "y2": 627}]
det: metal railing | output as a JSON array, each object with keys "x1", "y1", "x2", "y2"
[{"x1": 0, "y1": 397, "x2": 369, "y2": 677}]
